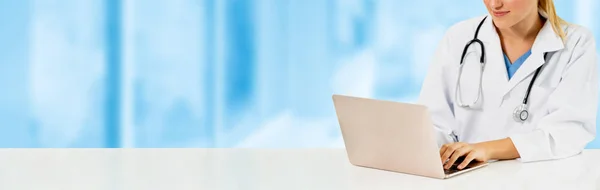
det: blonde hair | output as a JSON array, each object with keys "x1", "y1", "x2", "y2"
[{"x1": 538, "y1": 0, "x2": 567, "y2": 42}]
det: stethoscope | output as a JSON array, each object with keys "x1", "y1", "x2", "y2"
[{"x1": 455, "y1": 16, "x2": 546, "y2": 122}]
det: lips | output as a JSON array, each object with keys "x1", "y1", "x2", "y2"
[{"x1": 493, "y1": 11, "x2": 510, "y2": 17}]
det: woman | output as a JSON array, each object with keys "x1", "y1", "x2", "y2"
[{"x1": 418, "y1": 0, "x2": 598, "y2": 170}]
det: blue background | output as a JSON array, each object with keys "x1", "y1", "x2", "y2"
[{"x1": 0, "y1": 0, "x2": 599, "y2": 148}]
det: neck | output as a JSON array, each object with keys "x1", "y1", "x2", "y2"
[{"x1": 497, "y1": 13, "x2": 544, "y2": 42}]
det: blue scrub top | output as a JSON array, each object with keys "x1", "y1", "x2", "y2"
[{"x1": 504, "y1": 50, "x2": 532, "y2": 79}]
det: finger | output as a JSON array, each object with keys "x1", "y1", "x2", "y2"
[
  {"x1": 458, "y1": 152, "x2": 477, "y2": 170},
  {"x1": 439, "y1": 144, "x2": 449, "y2": 159},
  {"x1": 444, "y1": 146, "x2": 471, "y2": 169},
  {"x1": 441, "y1": 143, "x2": 464, "y2": 165},
  {"x1": 441, "y1": 144, "x2": 460, "y2": 164}
]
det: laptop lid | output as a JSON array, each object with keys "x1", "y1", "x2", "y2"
[{"x1": 332, "y1": 94, "x2": 446, "y2": 179}]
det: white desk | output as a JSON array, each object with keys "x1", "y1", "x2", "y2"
[{"x1": 0, "y1": 149, "x2": 599, "y2": 190}]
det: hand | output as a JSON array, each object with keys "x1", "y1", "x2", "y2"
[{"x1": 439, "y1": 142, "x2": 490, "y2": 170}]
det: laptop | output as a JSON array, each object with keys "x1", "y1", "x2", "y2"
[{"x1": 332, "y1": 94, "x2": 488, "y2": 179}]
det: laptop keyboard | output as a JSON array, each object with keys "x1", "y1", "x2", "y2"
[
  {"x1": 444, "y1": 158, "x2": 473, "y2": 174},
  {"x1": 444, "y1": 166, "x2": 462, "y2": 174}
]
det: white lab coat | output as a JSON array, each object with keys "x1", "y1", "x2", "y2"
[{"x1": 418, "y1": 14, "x2": 598, "y2": 162}]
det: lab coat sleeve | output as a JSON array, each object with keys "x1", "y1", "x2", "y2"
[
  {"x1": 417, "y1": 31, "x2": 458, "y2": 147},
  {"x1": 509, "y1": 33, "x2": 599, "y2": 162}
]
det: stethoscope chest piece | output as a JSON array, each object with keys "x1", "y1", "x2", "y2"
[{"x1": 513, "y1": 104, "x2": 529, "y2": 122}]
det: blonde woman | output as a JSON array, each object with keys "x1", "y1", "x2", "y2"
[{"x1": 419, "y1": 0, "x2": 598, "y2": 170}]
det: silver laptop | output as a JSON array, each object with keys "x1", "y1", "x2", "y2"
[{"x1": 332, "y1": 94, "x2": 488, "y2": 179}]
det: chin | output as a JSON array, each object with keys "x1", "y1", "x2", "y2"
[{"x1": 491, "y1": 18, "x2": 514, "y2": 29}]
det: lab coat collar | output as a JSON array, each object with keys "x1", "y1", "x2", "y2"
[
  {"x1": 531, "y1": 17, "x2": 565, "y2": 53},
  {"x1": 478, "y1": 14, "x2": 565, "y2": 98},
  {"x1": 504, "y1": 17, "x2": 565, "y2": 96},
  {"x1": 477, "y1": 15, "x2": 511, "y2": 105}
]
